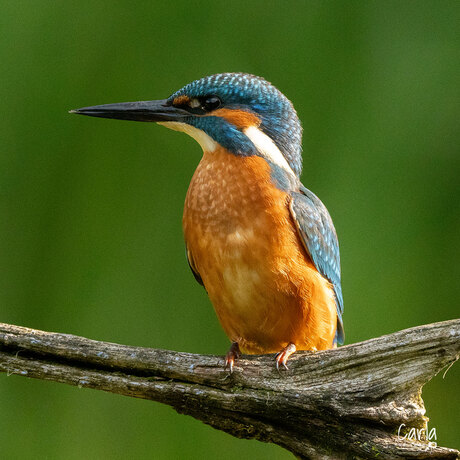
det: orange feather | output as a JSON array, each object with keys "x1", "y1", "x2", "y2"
[
  {"x1": 212, "y1": 108, "x2": 261, "y2": 129},
  {"x1": 183, "y1": 147, "x2": 337, "y2": 354},
  {"x1": 173, "y1": 95, "x2": 191, "y2": 106}
]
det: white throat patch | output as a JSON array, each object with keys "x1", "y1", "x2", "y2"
[
  {"x1": 158, "y1": 121, "x2": 217, "y2": 152},
  {"x1": 244, "y1": 125, "x2": 295, "y2": 176},
  {"x1": 159, "y1": 121, "x2": 295, "y2": 178}
]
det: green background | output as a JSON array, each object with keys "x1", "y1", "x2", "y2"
[{"x1": 1, "y1": 1, "x2": 459, "y2": 457}]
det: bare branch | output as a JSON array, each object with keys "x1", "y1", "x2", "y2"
[{"x1": 1, "y1": 320, "x2": 459, "y2": 459}]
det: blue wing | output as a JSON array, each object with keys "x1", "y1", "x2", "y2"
[{"x1": 289, "y1": 185, "x2": 344, "y2": 344}]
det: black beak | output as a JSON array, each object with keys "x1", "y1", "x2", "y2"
[{"x1": 69, "y1": 99, "x2": 190, "y2": 122}]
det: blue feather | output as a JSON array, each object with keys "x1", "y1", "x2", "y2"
[{"x1": 290, "y1": 185, "x2": 345, "y2": 344}]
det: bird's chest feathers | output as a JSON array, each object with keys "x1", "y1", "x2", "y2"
[
  {"x1": 184, "y1": 148, "x2": 289, "y2": 247},
  {"x1": 183, "y1": 149, "x2": 293, "y2": 306}
]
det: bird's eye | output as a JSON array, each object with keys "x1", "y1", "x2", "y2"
[{"x1": 201, "y1": 96, "x2": 221, "y2": 112}]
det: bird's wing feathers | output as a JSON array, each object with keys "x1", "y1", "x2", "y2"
[{"x1": 289, "y1": 185, "x2": 344, "y2": 344}]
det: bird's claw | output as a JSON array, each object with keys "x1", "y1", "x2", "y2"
[
  {"x1": 275, "y1": 343, "x2": 296, "y2": 372},
  {"x1": 225, "y1": 358, "x2": 234, "y2": 374},
  {"x1": 224, "y1": 342, "x2": 241, "y2": 374},
  {"x1": 275, "y1": 354, "x2": 289, "y2": 371}
]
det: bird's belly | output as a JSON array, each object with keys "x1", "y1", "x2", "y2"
[
  {"x1": 210, "y1": 228, "x2": 306, "y2": 353},
  {"x1": 183, "y1": 149, "x2": 337, "y2": 353}
]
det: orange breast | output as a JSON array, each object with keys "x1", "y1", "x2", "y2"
[{"x1": 183, "y1": 147, "x2": 337, "y2": 354}]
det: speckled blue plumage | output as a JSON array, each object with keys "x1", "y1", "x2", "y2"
[{"x1": 168, "y1": 73, "x2": 303, "y2": 177}]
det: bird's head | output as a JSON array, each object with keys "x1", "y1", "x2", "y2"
[{"x1": 71, "y1": 73, "x2": 303, "y2": 177}]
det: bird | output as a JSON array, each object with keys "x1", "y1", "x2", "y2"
[{"x1": 70, "y1": 72, "x2": 344, "y2": 371}]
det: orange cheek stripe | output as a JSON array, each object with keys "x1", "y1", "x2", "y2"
[
  {"x1": 173, "y1": 95, "x2": 190, "y2": 106},
  {"x1": 212, "y1": 108, "x2": 261, "y2": 129}
]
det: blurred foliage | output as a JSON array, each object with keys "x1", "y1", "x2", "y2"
[{"x1": 0, "y1": 0, "x2": 459, "y2": 457}]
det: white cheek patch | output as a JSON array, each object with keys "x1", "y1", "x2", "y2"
[
  {"x1": 244, "y1": 125, "x2": 295, "y2": 176},
  {"x1": 158, "y1": 121, "x2": 217, "y2": 153}
]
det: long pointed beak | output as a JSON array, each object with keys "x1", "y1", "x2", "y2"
[{"x1": 69, "y1": 99, "x2": 190, "y2": 122}]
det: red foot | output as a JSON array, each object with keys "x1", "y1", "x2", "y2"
[
  {"x1": 275, "y1": 343, "x2": 297, "y2": 370},
  {"x1": 225, "y1": 342, "x2": 241, "y2": 374}
]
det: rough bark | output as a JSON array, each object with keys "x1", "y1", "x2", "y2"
[{"x1": 0, "y1": 320, "x2": 459, "y2": 459}]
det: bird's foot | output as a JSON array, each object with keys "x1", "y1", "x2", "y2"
[
  {"x1": 275, "y1": 343, "x2": 296, "y2": 371},
  {"x1": 224, "y1": 342, "x2": 241, "y2": 374}
]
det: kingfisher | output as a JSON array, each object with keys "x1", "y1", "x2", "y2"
[{"x1": 70, "y1": 73, "x2": 344, "y2": 371}]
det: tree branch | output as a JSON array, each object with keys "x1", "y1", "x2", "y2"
[{"x1": 0, "y1": 320, "x2": 459, "y2": 459}]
